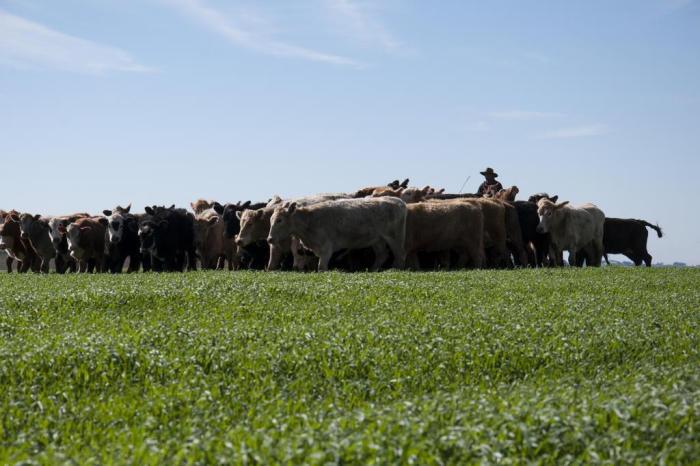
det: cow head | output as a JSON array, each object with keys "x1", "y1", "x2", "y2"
[
  {"x1": 193, "y1": 213, "x2": 220, "y2": 252},
  {"x1": 18, "y1": 213, "x2": 43, "y2": 240},
  {"x1": 65, "y1": 222, "x2": 87, "y2": 254},
  {"x1": 268, "y1": 202, "x2": 297, "y2": 246},
  {"x1": 236, "y1": 208, "x2": 267, "y2": 247},
  {"x1": 191, "y1": 199, "x2": 212, "y2": 215},
  {"x1": 0, "y1": 214, "x2": 20, "y2": 251},
  {"x1": 400, "y1": 186, "x2": 434, "y2": 204},
  {"x1": 528, "y1": 193, "x2": 559, "y2": 204},
  {"x1": 48, "y1": 218, "x2": 69, "y2": 249},
  {"x1": 221, "y1": 201, "x2": 251, "y2": 239},
  {"x1": 536, "y1": 199, "x2": 570, "y2": 233}
]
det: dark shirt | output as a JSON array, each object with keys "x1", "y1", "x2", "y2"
[{"x1": 477, "y1": 180, "x2": 503, "y2": 196}]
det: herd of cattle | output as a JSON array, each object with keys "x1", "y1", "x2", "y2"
[{"x1": 0, "y1": 178, "x2": 663, "y2": 273}]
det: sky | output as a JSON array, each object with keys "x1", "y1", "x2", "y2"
[{"x1": 1, "y1": 0, "x2": 698, "y2": 264}]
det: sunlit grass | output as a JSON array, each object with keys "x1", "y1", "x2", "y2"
[{"x1": 0, "y1": 268, "x2": 698, "y2": 464}]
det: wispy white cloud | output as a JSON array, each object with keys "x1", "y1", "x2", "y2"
[
  {"x1": 163, "y1": 0, "x2": 361, "y2": 67},
  {"x1": 0, "y1": 9, "x2": 152, "y2": 74},
  {"x1": 536, "y1": 124, "x2": 609, "y2": 140},
  {"x1": 324, "y1": 0, "x2": 400, "y2": 52},
  {"x1": 489, "y1": 110, "x2": 564, "y2": 121}
]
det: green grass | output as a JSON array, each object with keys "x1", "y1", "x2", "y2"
[{"x1": 0, "y1": 268, "x2": 698, "y2": 464}]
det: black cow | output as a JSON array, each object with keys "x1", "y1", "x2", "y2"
[
  {"x1": 512, "y1": 201, "x2": 551, "y2": 267},
  {"x1": 103, "y1": 204, "x2": 143, "y2": 273},
  {"x1": 138, "y1": 205, "x2": 197, "y2": 272},
  {"x1": 218, "y1": 201, "x2": 269, "y2": 270},
  {"x1": 528, "y1": 193, "x2": 558, "y2": 204},
  {"x1": 603, "y1": 218, "x2": 662, "y2": 267}
]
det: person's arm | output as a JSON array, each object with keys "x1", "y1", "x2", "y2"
[{"x1": 476, "y1": 182, "x2": 485, "y2": 196}]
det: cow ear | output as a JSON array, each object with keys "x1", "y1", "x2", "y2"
[
  {"x1": 145, "y1": 206, "x2": 154, "y2": 215},
  {"x1": 243, "y1": 201, "x2": 251, "y2": 208},
  {"x1": 422, "y1": 186, "x2": 431, "y2": 194},
  {"x1": 388, "y1": 179, "x2": 399, "y2": 188},
  {"x1": 124, "y1": 203, "x2": 131, "y2": 213},
  {"x1": 208, "y1": 217, "x2": 219, "y2": 225},
  {"x1": 551, "y1": 195, "x2": 559, "y2": 203},
  {"x1": 169, "y1": 204, "x2": 175, "y2": 210},
  {"x1": 98, "y1": 217, "x2": 108, "y2": 227},
  {"x1": 190, "y1": 202, "x2": 196, "y2": 211},
  {"x1": 400, "y1": 178, "x2": 410, "y2": 188},
  {"x1": 33, "y1": 214, "x2": 41, "y2": 220},
  {"x1": 556, "y1": 201, "x2": 569, "y2": 209},
  {"x1": 103, "y1": 210, "x2": 112, "y2": 216},
  {"x1": 235, "y1": 211, "x2": 243, "y2": 220},
  {"x1": 288, "y1": 202, "x2": 297, "y2": 214},
  {"x1": 212, "y1": 202, "x2": 224, "y2": 215},
  {"x1": 436, "y1": 188, "x2": 445, "y2": 194}
]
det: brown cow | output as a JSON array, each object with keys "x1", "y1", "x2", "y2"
[
  {"x1": 0, "y1": 211, "x2": 38, "y2": 272},
  {"x1": 193, "y1": 208, "x2": 234, "y2": 269},
  {"x1": 66, "y1": 217, "x2": 108, "y2": 272},
  {"x1": 493, "y1": 186, "x2": 519, "y2": 202},
  {"x1": 404, "y1": 201, "x2": 484, "y2": 270},
  {"x1": 18, "y1": 213, "x2": 56, "y2": 273},
  {"x1": 191, "y1": 199, "x2": 214, "y2": 215},
  {"x1": 353, "y1": 178, "x2": 409, "y2": 198},
  {"x1": 48, "y1": 213, "x2": 90, "y2": 273}
]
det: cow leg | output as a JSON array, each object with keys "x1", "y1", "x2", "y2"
[
  {"x1": 267, "y1": 244, "x2": 284, "y2": 271},
  {"x1": 316, "y1": 244, "x2": 333, "y2": 272},
  {"x1": 454, "y1": 250, "x2": 468, "y2": 270},
  {"x1": 382, "y1": 236, "x2": 406, "y2": 270},
  {"x1": 41, "y1": 257, "x2": 50, "y2": 273},
  {"x1": 370, "y1": 242, "x2": 389, "y2": 272},
  {"x1": 5, "y1": 256, "x2": 13, "y2": 273},
  {"x1": 643, "y1": 252, "x2": 652, "y2": 267}
]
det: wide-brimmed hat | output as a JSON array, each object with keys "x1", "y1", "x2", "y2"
[{"x1": 480, "y1": 167, "x2": 498, "y2": 177}]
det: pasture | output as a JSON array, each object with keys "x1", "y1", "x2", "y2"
[{"x1": 0, "y1": 268, "x2": 698, "y2": 464}]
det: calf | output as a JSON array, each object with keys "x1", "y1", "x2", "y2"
[
  {"x1": 103, "y1": 204, "x2": 142, "y2": 273},
  {"x1": 0, "y1": 211, "x2": 38, "y2": 272},
  {"x1": 18, "y1": 213, "x2": 56, "y2": 273},
  {"x1": 603, "y1": 218, "x2": 662, "y2": 267},
  {"x1": 220, "y1": 201, "x2": 269, "y2": 269},
  {"x1": 138, "y1": 206, "x2": 197, "y2": 272},
  {"x1": 66, "y1": 217, "x2": 108, "y2": 272},
  {"x1": 536, "y1": 199, "x2": 605, "y2": 267},
  {"x1": 268, "y1": 197, "x2": 406, "y2": 272},
  {"x1": 193, "y1": 208, "x2": 234, "y2": 269},
  {"x1": 48, "y1": 213, "x2": 89, "y2": 273},
  {"x1": 404, "y1": 201, "x2": 484, "y2": 270}
]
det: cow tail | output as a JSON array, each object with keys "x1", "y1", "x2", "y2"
[{"x1": 641, "y1": 220, "x2": 663, "y2": 238}]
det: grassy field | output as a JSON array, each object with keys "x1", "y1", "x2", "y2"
[{"x1": 0, "y1": 269, "x2": 698, "y2": 464}]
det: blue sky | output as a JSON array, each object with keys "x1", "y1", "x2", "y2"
[{"x1": 1, "y1": 0, "x2": 698, "y2": 264}]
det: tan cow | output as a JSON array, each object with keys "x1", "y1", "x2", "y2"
[
  {"x1": 239, "y1": 193, "x2": 353, "y2": 270},
  {"x1": 536, "y1": 199, "x2": 605, "y2": 266},
  {"x1": 268, "y1": 197, "x2": 407, "y2": 272},
  {"x1": 404, "y1": 201, "x2": 484, "y2": 270}
]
